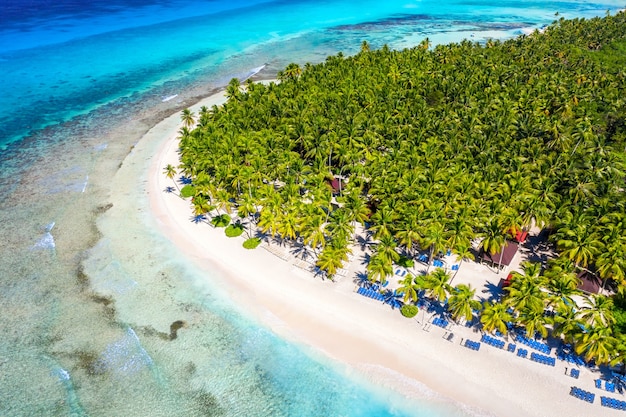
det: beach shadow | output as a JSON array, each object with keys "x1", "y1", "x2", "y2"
[
  {"x1": 480, "y1": 281, "x2": 503, "y2": 303},
  {"x1": 290, "y1": 244, "x2": 316, "y2": 261},
  {"x1": 356, "y1": 233, "x2": 374, "y2": 251},
  {"x1": 190, "y1": 214, "x2": 207, "y2": 224},
  {"x1": 354, "y1": 272, "x2": 370, "y2": 287}
]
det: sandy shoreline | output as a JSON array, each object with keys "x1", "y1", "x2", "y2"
[{"x1": 137, "y1": 87, "x2": 616, "y2": 417}]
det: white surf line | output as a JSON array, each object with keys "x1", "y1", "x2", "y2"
[{"x1": 161, "y1": 94, "x2": 178, "y2": 102}]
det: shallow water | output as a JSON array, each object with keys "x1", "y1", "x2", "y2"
[{"x1": 0, "y1": 1, "x2": 623, "y2": 416}]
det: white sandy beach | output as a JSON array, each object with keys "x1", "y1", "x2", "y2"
[{"x1": 135, "y1": 88, "x2": 617, "y2": 417}]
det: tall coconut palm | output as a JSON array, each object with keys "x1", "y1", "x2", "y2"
[
  {"x1": 181, "y1": 108, "x2": 196, "y2": 129},
  {"x1": 449, "y1": 240, "x2": 475, "y2": 283},
  {"x1": 577, "y1": 294, "x2": 616, "y2": 328},
  {"x1": 517, "y1": 305, "x2": 549, "y2": 339},
  {"x1": 550, "y1": 302, "x2": 584, "y2": 343},
  {"x1": 423, "y1": 268, "x2": 452, "y2": 303},
  {"x1": 574, "y1": 325, "x2": 616, "y2": 365},
  {"x1": 505, "y1": 262, "x2": 546, "y2": 314},
  {"x1": 543, "y1": 260, "x2": 581, "y2": 309},
  {"x1": 367, "y1": 252, "x2": 393, "y2": 284},
  {"x1": 397, "y1": 274, "x2": 420, "y2": 303},
  {"x1": 556, "y1": 224, "x2": 602, "y2": 268},
  {"x1": 480, "y1": 301, "x2": 513, "y2": 335},
  {"x1": 447, "y1": 284, "x2": 482, "y2": 322},
  {"x1": 163, "y1": 164, "x2": 180, "y2": 193}
]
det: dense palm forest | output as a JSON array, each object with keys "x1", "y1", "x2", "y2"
[{"x1": 175, "y1": 12, "x2": 626, "y2": 365}]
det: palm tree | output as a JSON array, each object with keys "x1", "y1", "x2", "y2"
[
  {"x1": 367, "y1": 253, "x2": 393, "y2": 284},
  {"x1": 420, "y1": 221, "x2": 448, "y2": 269},
  {"x1": 478, "y1": 218, "x2": 507, "y2": 271},
  {"x1": 574, "y1": 325, "x2": 616, "y2": 365},
  {"x1": 480, "y1": 301, "x2": 513, "y2": 335},
  {"x1": 543, "y1": 260, "x2": 581, "y2": 309},
  {"x1": 181, "y1": 108, "x2": 196, "y2": 129},
  {"x1": 447, "y1": 284, "x2": 482, "y2": 322},
  {"x1": 555, "y1": 224, "x2": 602, "y2": 268},
  {"x1": 226, "y1": 78, "x2": 242, "y2": 101},
  {"x1": 449, "y1": 240, "x2": 475, "y2": 283},
  {"x1": 577, "y1": 294, "x2": 616, "y2": 328},
  {"x1": 516, "y1": 305, "x2": 549, "y2": 339},
  {"x1": 423, "y1": 268, "x2": 452, "y2": 303},
  {"x1": 396, "y1": 274, "x2": 420, "y2": 303},
  {"x1": 376, "y1": 235, "x2": 400, "y2": 264},
  {"x1": 505, "y1": 262, "x2": 546, "y2": 314},
  {"x1": 550, "y1": 302, "x2": 584, "y2": 343},
  {"x1": 163, "y1": 164, "x2": 180, "y2": 193}
]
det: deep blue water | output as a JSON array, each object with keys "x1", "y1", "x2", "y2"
[{"x1": 0, "y1": 1, "x2": 624, "y2": 416}]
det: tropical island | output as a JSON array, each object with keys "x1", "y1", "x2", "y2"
[{"x1": 163, "y1": 11, "x2": 626, "y2": 407}]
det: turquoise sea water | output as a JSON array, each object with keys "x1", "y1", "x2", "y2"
[{"x1": 0, "y1": 1, "x2": 623, "y2": 416}]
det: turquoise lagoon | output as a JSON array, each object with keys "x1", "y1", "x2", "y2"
[{"x1": 0, "y1": 1, "x2": 623, "y2": 416}]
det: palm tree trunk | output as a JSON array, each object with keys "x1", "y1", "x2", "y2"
[{"x1": 497, "y1": 242, "x2": 505, "y2": 275}]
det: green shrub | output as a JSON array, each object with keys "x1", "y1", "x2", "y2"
[
  {"x1": 243, "y1": 237, "x2": 261, "y2": 249},
  {"x1": 397, "y1": 256, "x2": 414, "y2": 268},
  {"x1": 211, "y1": 214, "x2": 231, "y2": 228},
  {"x1": 225, "y1": 223, "x2": 244, "y2": 237},
  {"x1": 180, "y1": 185, "x2": 195, "y2": 198},
  {"x1": 400, "y1": 304, "x2": 418, "y2": 318}
]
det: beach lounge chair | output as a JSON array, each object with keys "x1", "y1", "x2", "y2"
[
  {"x1": 570, "y1": 368, "x2": 579, "y2": 379},
  {"x1": 606, "y1": 381, "x2": 615, "y2": 392},
  {"x1": 595, "y1": 379, "x2": 602, "y2": 389}
]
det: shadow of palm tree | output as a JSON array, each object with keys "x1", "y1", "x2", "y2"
[
  {"x1": 291, "y1": 244, "x2": 316, "y2": 261},
  {"x1": 178, "y1": 176, "x2": 192, "y2": 185},
  {"x1": 356, "y1": 232, "x2": 374, "y2": 251},
  {"x1": 164, "y1": 186, "x2": 176, "y2": 193},
  {"x1": 383, "y1": 289, "x2": 403, "y2": 309},
  {"x1": 481, "y1": 281, "x2": 504, "y2": 303},
  {"x1": 254, "y1": 230, "x2": 270, "y2": 243},
  {"x1": 191, "y1": 214, "x2": 207, "y2": 224},
  {"x1": 360, "y1": 252, "x2": 371, "y2": 266},
  {"x1": 354, "y1": 272, "x2": 370, "y2": 286}
]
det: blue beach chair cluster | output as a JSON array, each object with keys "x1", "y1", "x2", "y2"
[
  {"x1": 570, "y1": 368, "x2": 580, "y2": 379},
  {"x1": 570, "y1": 387, "x2": 595, "y2": 403},
  {"x1": 356, "y1": 286, "x2": 384, "y2": 301},
  {"x1": 465, "y1": 340, "x2": 480, "y2": 351},
  {"x1": 601, "y1": 396, "x2": 626, "y2": 410},
  {"x1": 481, "y1": 334, "x2": 505, "y2": 349},
  {"x1": 515, "y1": 334, "x2": 551, "y2": 354},
  {"x1": 432, "y1": 259, "x2": 444, "y2": 268},
  {"x1": 432, "y1": 317, "x2": 449, "y2": 328},
  {"x1": 418, "y1": 254, "x2": 428, "y2": 262},
  {"x1": 507, "y1": 343, "x2": 516, "y2": 352},
  {"x1": 530, "y1": 352, "x2": 555, "y2": 366},
  {"x1": 595, "y1": 379, "x2": 616, "y2": 392},
  {"x1": 557, "y1": 350, "x2": 587, "y2": 366},
  {"x1": 517, "y1": 348, "x2": 528, "y2": 358}
]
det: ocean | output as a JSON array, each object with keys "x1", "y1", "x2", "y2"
[{"x1": 0, "y1": 1, "x2": 623, "y2": 416}]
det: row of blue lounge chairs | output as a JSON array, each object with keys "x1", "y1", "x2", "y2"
[
  {"x1": 530, "y1": 352, "x2": 556, "y2": 366},
  {"x1": 481, "y1": 334, "x2": 505, "y2": 349},
  {"x1": 601, "y1": 396, "x2": 626, "y2": 410},
  {"x1": 357, "y1": 286, "x2": 384, "y2": 301},
  {"x1": 557, "y1": 351, "x2": 587, "y2": 366},
  {"x1": 514, "y1": 334, "x2": 551, "y2": 354},
  {"x1": 432, "y1": 317, "x2": 449, "y2": 328},
  {"x1": 570, "y1": 387, "x2": 595, "y2": 403},
  {"x1": 465, "y1": 340, "x2": 480, "y2": 351},
  {"x1": 595, "y1": 379, "x2": 616, "y2": 392}
]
